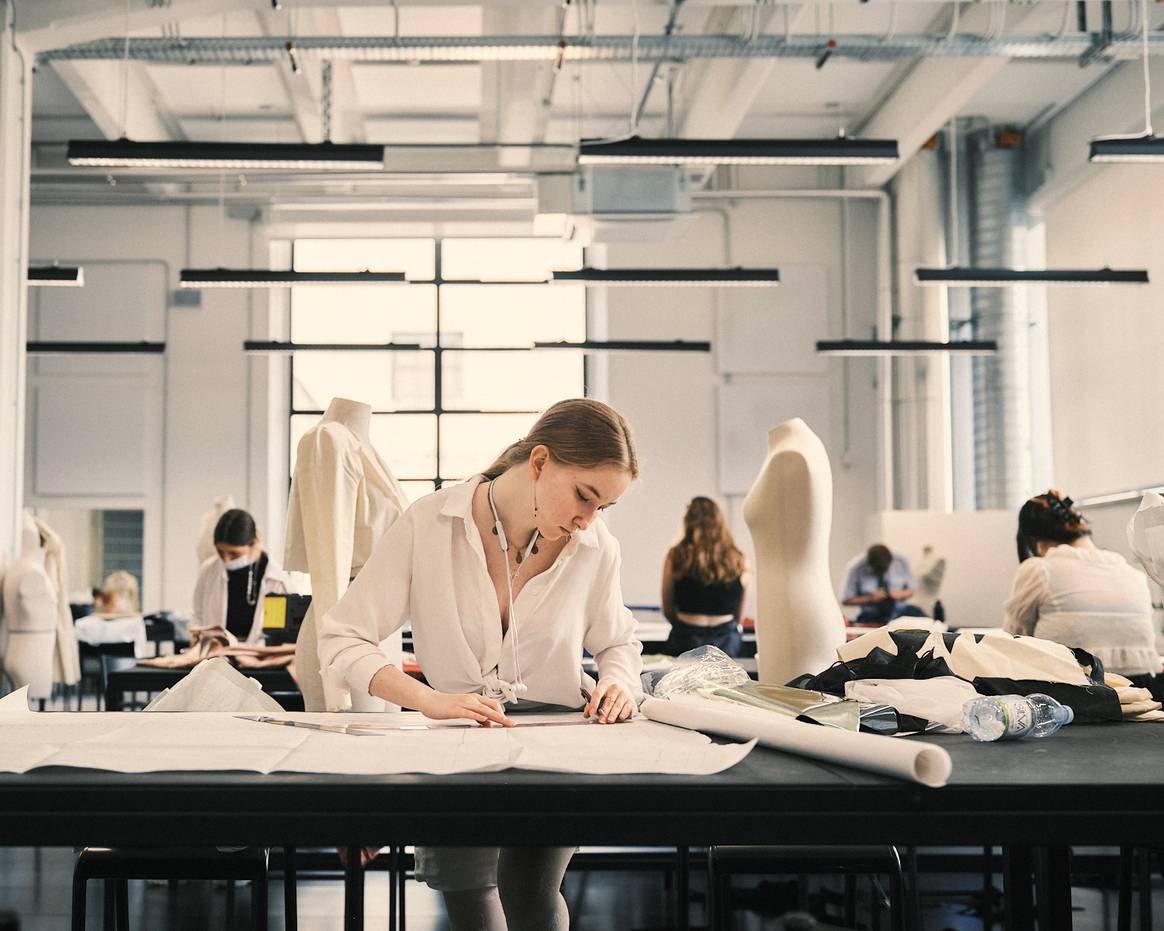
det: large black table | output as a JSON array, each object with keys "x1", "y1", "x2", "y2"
[{"x1": 0, "y1": 723, "x2": 1161, "y2": 929}]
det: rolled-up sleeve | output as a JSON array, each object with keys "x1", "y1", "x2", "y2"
[
  {"x1": 320, "y1": 507, "x2": 415, "y2": 697},
  {"x1": 582, "y1": 536, "x2": 644, "y2": 702},
  {"x1": 1003, "y1": 559, "x2": 1048, "y2": 636}
]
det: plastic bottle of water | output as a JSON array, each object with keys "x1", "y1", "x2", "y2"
[{"x1": 961, "y1": 693, "x2": 1074, "y2": 742}]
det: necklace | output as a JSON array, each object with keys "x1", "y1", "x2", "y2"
[{"x1": 245, "y1": 562, "x2": 257, "y2": 606}]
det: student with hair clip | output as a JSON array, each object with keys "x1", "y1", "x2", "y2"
[
  {"x1": 660, "y1": 496, "x2": 749, "y2": 657},
  {"x1": 191, "y1": 508, "x2": 290, "y2": 644},
  {"x1": 320, "y1": 398, "x2": 643, "y2": 931},
  {"x1": 1005, "y1": 490, "x2": 1161, "y2": 686}
]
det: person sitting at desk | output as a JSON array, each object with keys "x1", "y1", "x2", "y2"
[
  {"x1": 660, "y1": 496, "x2": 748, "y2": 658},
  {"x1": 191, "y1": 508, "x2": 289, "y2": 645},
  {"x1": 1004, "y1": 490, "x2": 1160, "y2": 686},
  {"x1": 840, "y1": 544, "x2": 927, "y2": 624},
  {"x1": 320, "y1": 398, "x2": 643, "y2": 931}
]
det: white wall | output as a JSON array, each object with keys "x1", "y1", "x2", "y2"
[
  {"x1": 1042, "y1": 168, "x2": 1164, "y2": 499},
  {"x1": 26, "y1": 205, "x2": 284, "y2": 613},
  {"x1": 600, "y1": 195, "x2": 883, "y2": 607}
]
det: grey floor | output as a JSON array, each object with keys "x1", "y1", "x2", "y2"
[{"x1": 0, "y1": 846, "x2": 1160, "y2": 931}]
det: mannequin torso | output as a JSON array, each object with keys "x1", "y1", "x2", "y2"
[{"x1": 742, "y1": 418, "x2": 844, "y2": 684}]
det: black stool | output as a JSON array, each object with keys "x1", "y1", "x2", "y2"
[
  {"x1": 706, "y1": 845, "x2": 906, "y2": 931},
  {"x1": 71, "y1": 847, "x2": 269, "y2": 931},
  {"x1": 0, "y1": 909, "x2": 19, "y2": 930},
  {"x1": 1118, "y1": 846, "x2": 1159, "y2": 931}
]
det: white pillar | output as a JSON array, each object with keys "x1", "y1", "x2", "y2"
[{"x1": 0, "y1": 7, "x2": 32, "y2": 561}]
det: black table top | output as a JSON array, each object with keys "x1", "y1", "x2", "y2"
[{"x1": 0, "y1": 723, "x2": 1160, "y2": 849}]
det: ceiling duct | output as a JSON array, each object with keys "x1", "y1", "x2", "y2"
[{"x1": 535, "y1": 167, "x2": 694, "y2": 244}]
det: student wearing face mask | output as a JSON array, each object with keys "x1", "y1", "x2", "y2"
[{"x1": 191, "y1": 508, "x2": 290, "y2": 644}]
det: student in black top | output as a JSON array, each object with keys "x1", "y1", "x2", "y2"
[{"x1": 660, "y1": 496, "x2": 749, "y2": 657}]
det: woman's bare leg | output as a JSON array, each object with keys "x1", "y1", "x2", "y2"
[{"x1": 441, "y1": 887, "x2": 507, "y2": 931}]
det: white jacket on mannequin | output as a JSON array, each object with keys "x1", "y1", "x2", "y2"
[
  {"x1": 284, "y1": 397, "x2": 408, "y2": 711},
  {"x1": 31, "y1": 515, "x2": 81, "y2": 689},
  {"x1": 1, "y1": 514, "x2": 59, "y2": 699},
  {"x1": 191, "y1": 553, "x2": 291, "y2": 644}
]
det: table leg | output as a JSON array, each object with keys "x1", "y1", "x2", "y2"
[
  {"x1": 1035, "y1": 846, "x2": 1072, "y2": 931},
  {"x1": 1003, "y1": 847, "x2": 1035, "y2": 931},
  {"x1": 104, "y1": 682, "x2": 121, "y2": 713},
  {"x1": 676, "y1": 845, "x2": 689, "y2": 931},
  {"x1": 344, "y1": 847, "x2": 364, "y2": 931}
]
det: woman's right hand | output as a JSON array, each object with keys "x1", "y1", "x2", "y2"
[{"x1": 418, "y1": 691, "x2": 515, "y2": 727}]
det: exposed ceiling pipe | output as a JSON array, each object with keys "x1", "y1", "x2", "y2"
[{"x1": 36, "y1": 32, "x2": 1164, "y2": 66}]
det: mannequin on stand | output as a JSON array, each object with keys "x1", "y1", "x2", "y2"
[
  {"x1": 1, "y1": 514, "x2": 59, "y2": 704},
  {"x1": 742, "y1": 418, "x2": 844, "y2": 685},
  {"x1": 31, "y1": 516, "x2": 81, "y2": 698},
  {"x1": 284, "y1": 397, "x2": 409, "y2": 711}
]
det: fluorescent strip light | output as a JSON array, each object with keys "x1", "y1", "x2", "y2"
[
  {"x1": 244, "y1": 341, "x2": 423, "y2": 353},
  {"x1": 67, "y1": 139, "x2": 386, "y2": 170},
  {"x1": 578, "y1": 136, "x2": 899, "y2": 166},
  {"x1": 551, "y1": 268, "x2": 779, "y2": 287},
  {"x1": 816, "y1": 339, "x2": 998, "y2": 356},
  {"x1": 534, "y1": 340, "x2": 711, "y2": 352},
  {"x1": 1089, "y1": 134, "x2": 1164, "y2": 163},
  {"x1": 914, "y1": 266, "x2": 1149, "y2": 286},
  {"x1": 181, "y1": 269, "x2": 406, "y2": 288},
  {"x1": 28, "y1": 266, "x2": 84, "y2": 287},
  {"x1": 26, "y1": 341, "x2": 165, "y2": 355}
]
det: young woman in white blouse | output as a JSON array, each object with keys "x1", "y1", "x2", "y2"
[
  {"x1": 320, "y1": 398, "x2": 643, "y2": 931},
  {"x1": 1004, "y1": 490, "x2": 1160, "y2": 684}
]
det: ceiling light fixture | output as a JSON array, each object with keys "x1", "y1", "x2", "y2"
[
  {"x1": 534, "y1": 340, "x2": 712, "y2": 352},
  {"x1": 67, "y1": 139, "x2": 386, "y2": 170},
  {"x1": 816, "y1": 339, "x2": 998, "y2": 356},
  {"x1": 578, "y1": 135, "x2": 899, "y2": 166},
  {"x1": 243, "y1": 341, "x2": 423, "y2": 353},
  {"x1": 27, "y1": 266, "x2": 84, "y2": 287},
  {"x1": 550, "y1": 268, "x2": 780, "y2": 287},
  {"x1": 180, "y1": 269, "x2": 406, "y2": 288},
  {"x1": 1090, "y1": 0, "x2": 1161, "y2": 162},
  {"x1": 26, "y1": 341, "x2": 166, "y2": 355},
  {"x1": 914, "y1": 266, "x2": 1149, "y2": 287}
]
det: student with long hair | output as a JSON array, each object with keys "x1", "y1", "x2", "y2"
[
  {"x1": 1005, "y1": 489, "x2": 1160, "y2": 685},
  {"x1": 320, "y1": 398, "x2": 643, "y2": 931},
  {"x1": 660, "y1": 496, "x2": 749, "y2": 657}
]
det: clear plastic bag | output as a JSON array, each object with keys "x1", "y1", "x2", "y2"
[{"x1": 650, "y1": 645, "x2": 751, "y2": 699}]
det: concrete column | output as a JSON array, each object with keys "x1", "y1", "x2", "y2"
[{"x1": 0, "y1": 6, "x2": 32, "y2": 561}]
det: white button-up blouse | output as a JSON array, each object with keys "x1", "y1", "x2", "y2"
[{"x1": 319, "y1": 476, "x2": 644, "y2": 708}]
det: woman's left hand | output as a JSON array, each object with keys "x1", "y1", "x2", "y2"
[{"x1": 583, "y1": 679, "x2": 635, "y2": 724}]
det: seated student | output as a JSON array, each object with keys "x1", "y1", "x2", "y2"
[
  {"x1": 661, "y1": 497, "x2": 749, "y2": 658},
  {"x1": 840, "y1": 544, "x2": 927, "y2": 624},
  {"x1": 191, "y1": 509, "x2": 289, "y2": 644},
  {"x1": 1004, "y1": 490, "x2": 1161, "y2": 686},
  {"x1": 99, "y1": 570, "x2": 140, "y2": 615}
]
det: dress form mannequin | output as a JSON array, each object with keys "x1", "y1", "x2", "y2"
[
  {"x1": 285, "y1": 397, "x2": 408, "y2": 711},
  {"x1": 31, "y1": 516, "x2": 81, "y2": 691},
  {"x1": 742, "y1": 418, "x2": 844, "y2": 684},
  {"x1": 196, "y1": 494, "x2": 237, "y2": 565},
  {"x1": 1, "y1": 515, "x2": 59, "y2": 700}
]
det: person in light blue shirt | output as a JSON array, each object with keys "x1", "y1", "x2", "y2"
[{"x1": 840, "y1": 544, "x2": 927, "y2": 624}]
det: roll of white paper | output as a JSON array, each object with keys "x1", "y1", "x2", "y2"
[{"x1": 641, "y1": 694, "x2": 951, "y2": 788}]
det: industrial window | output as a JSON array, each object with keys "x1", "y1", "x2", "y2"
[{"x1": 288, "y1": 238, "x2": 586, "y2": 502}]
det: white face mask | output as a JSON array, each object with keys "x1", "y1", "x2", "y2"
[{"x1": 222, "y1": 552, "x2": 254, "y2": 571}]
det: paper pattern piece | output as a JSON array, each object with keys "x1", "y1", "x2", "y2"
[
  {"x1": 642, "y1": 694, "x2": 951, "y2": 787},
  {"x1": 0, "y1": 711, "x2": 753, "y2": 777}
]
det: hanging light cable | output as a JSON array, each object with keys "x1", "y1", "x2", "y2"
[{"x1": 1089, "y1": 0, "x2": 1163, "y2": 162}]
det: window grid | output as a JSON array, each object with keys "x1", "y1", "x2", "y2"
[{"x1": 289, "y1": 239, "x2": 586, "y2": 488}]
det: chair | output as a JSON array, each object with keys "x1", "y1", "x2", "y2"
[
  {"x1": 71, "y1": 846, "x2": 269, "y2": 931},
  {"x1": 706, "y1": 845, "x2": 907, "y2": 931},
  {"x1": 1118, "y1": 846, "x2": 1159, "y2": 931}
]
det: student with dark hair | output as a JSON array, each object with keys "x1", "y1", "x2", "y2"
[
  {"x1": 660, "y1": 496, "x2": 749, "y2": 657},
  {"x1": 191, "y1": 508, "x2": 290, "y2": 643},
  {"x1": 840, "y1": 544, "x2": 926, "y2": 624},
  {"x1": 1005, "y1": 490, "x2": 1160, "y2": 682}
]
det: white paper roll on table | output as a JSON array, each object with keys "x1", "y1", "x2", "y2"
[{"x1": 641, "y1": 694, "x2": 951, "y2": 788}]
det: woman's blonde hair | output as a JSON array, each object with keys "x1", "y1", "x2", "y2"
[
  {"x1": 101, "y1": 570, "x2": 140, "y2": 613},
  {"x1": 482, "y1": 398, "x2": 639, "y2": 481},
  {"x1": 670, "y1": 496, "x2": 746, "y2": 585}
]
